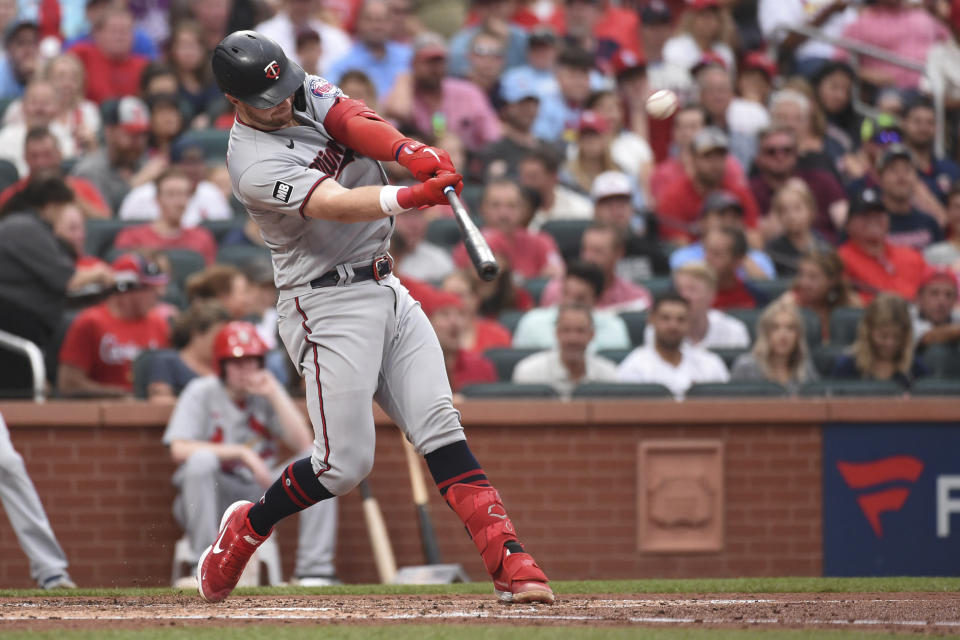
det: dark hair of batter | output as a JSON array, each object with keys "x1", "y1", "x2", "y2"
[
  {"x1": 170, "y1": 301, "x2": 231, "y2": 349},
  {"x1": 185, "y1": 264, "x2": 244, "y2": 303}
]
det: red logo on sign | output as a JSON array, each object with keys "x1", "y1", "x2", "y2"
[
  {"x1": 837, "y1": 456, "x2": 924, "y2": 538},
  {"x1": 264, "y1": 60, "x2": 280, "y2": 79}
]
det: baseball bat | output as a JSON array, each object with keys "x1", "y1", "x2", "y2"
[
  {"x1": 401, "y1": 437, "x2": 443, "y2": 565},
  {"x1": 444, "y1": 185, "x2": 499, "y2": 281},
  {"x1": 359, "y1": 479, "x2": 397, "y2": 584}
]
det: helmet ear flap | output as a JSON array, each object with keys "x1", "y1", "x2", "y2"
[{"x1": 294, "y1": 86, "x2": 306, "y2": 111}]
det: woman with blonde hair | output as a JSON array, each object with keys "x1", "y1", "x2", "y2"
[
  {"x1": 831, "y1": 293, "x2": 928, "y2": 389},
  {"x1": 731, "y1": 299, "x2": 818, "y2": 391},
  {"x1": 778, "y1": 249, "x2": 860, "y2": 342},
  {"x1": 765, "y1": 179, "x2": 831, "y2": 275}
]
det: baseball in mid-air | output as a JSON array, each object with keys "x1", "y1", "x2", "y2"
[{"x1": 645, "y1": 89, "x2": 679, "y2": 120}]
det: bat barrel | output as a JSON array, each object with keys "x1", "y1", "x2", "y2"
[{"x1": 444, "y1": 186, "x2": 499, "y2": 282}]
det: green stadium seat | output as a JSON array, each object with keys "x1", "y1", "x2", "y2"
[
  {"x1": 523, "y1": 277, "x2": 551, "y2": 305},
  {"x1": 426, "y1": 217, "x2": 462, "y2": 249},
  {"x1": 571, "y1": 382, "x2": 672, "y2": 398},
  {"x1": 640, "y1": 276, "x2": 674, "y2": 300},
  {"x1": 181, "y1": 129, "x2": 231, "y2": 164},
  {"x1": 132, "y1": 348, "x2": 175, "y2": 399},
  {"x1": 483, "y1": 348, "x2": 540, "y2": 381},
  {"x1": 541, "y1": 219, "x2": 591, "y2": 262},
  {"x1": 85, "y1": 219, "x2": 133, "y2": 258},
  {"x1": 460, "y1": 383, "x2": 559, "y2": 398},
  {"x1": 751, "y1": 278, "x2": 792, "y2": 303},
  {"x1": 618, "y1": 310, "x2": 646, "y2": 346},
  {"x1": 799, "y1": 308, "x2": 823, "y2": 347},
  {"x1": 162, "y1": 249, "x2": 207, "y2": 290},
  {"x1": 799, "y1": 380, "x2": 903, "y2": 397},
  {"x1": 686, "y1": 381, "x2": 789, "y2": 398},
  {"x1": 498, "y1": 310, "x2": 525, "y2": 335},
  {"x1": 812, "y1": 345, "x2": 846, "y2": 377},
  {"x1": 597, "y1": 348, "x2": 632, "y2": 364},
  {"x1": 200, "y1": 219, "x2": 244, "y2": 243},
  {"x1": 216, "y1": 244, "x2": 272, "y2": 269},
  {"x1": 0, "y1": 158, "x2": 17, "y2": 192},
  {"x1": 710, "y1": 348, "x2": 748, "y2": 370},
  {"x1": 160, "y1": 282, "x2": 188, "y2": 310},
  {"x1": 0, "y1": 97, "x2": 14, "y2": 121},
  {"x1": 726, "y1": 308, "x2": 760, "y2": 341},
  {"x1": 912, "y1": 379, "x2": 960, "y2": 396},
  {"x1": 461, "y1": 184, "x2": 485, "y2": 216},
  {"x1": 829, "y1": 307, "x2": 863, "y2": 346},
  {"x1": 919, "y1": 344, "x2": 960, "y2": 378}
]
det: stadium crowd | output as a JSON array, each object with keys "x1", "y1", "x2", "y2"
[{"x1": 0, "y1": 0, "x2": 958, "y2": 404}]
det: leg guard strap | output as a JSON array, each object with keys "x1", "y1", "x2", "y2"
[{"x1": 445, "y1": 483, "x2": 516, "y2": 575}]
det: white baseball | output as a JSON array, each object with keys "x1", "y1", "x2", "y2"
[{"x1": 645, "y1": 89, "x2": 679, "y2": 120}]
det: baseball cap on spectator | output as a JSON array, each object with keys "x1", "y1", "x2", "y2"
[
  {"x1": 111, "y1": 253, "x2": 169, "y2": 292},
  {"x1": 558, "y1": 46, "x2": 594, "y2": 70},
  {"x1": 848, "y1": 188, "x2": 885, "y2": 219},
  {"x1": 420, "y1": 290, "x2": 463, "y2": 317},
  {"x1": 577, "y1": 110, "x2": 610, "y2": 134},
  {"x1": 701, "y1": 191, "x2": 743, "y2": 217},
  {"x1": 4, "y1": 18, "x2": 37, "y2": 44},
  {"x1": 590, "y1": 171, "x2": 632, "y2": 202},
  {"x1": 610, "y1": 48, "x2": 646, "y2": 79},
  {"x1": 691, "y1": 127, "x2": 729, "y2": 155},
  {"x1": 413, "y1": 32, "x2": 448, "y2": 60},
  {"x1": 876, "y1": 143, "x2": 914, "y2": 172},
  {"x1": 103, "y1": 97, "x2": 150, "y2": 134},
  {"x1": 641, "y1": 0, "x2": 672, "y2": 24},
  {"x1": 742, "y1": 51, "x2": 777, "y2": 80},
  {"x1": 690, "y1": 51, "x2": 727, "y2": 78},
  {"x1": 860, "y1": 113, "x2": 901, "y2": 146},
  {"x1": 500, "y1": 76, "x2": 539, "y2": 103},
  {"x1": 170, "y1": 136, "x2": 206, "y2": 164},
  {"x1": 917, "y1": 268, "x2": 958, "y2": 294},
  {"x1": 528, "y1": 25, "x2": 558, "y2": 47}
]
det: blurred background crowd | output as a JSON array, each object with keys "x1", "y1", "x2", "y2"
[{"x1": 1, "y1": 0, "x2": 960, "y2": 402}]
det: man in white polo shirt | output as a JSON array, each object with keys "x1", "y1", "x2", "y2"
[{"x1": 617, "y1": 291, "x2": 729, "y2": 398}]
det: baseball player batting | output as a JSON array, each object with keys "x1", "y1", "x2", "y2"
[{"x1": 197, "y1": 31, "x2": 553, "y2": 605}]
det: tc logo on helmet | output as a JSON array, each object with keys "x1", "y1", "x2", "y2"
[{"x1": 264, "y1": 60, "x2": 281, "y2": 79}]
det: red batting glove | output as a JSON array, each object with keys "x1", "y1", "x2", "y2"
[
  {"x1": 397, "y1": 173, "x2": 463, "y2": 209},
  {"x1": 391, "y1": 138, "x2": 456, "y2": 182}
]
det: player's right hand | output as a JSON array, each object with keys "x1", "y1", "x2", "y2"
[{"x1": 398, "y1": 173, "x2": 463, "y2": 209}]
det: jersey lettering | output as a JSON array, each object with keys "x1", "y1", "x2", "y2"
[{"x1": 309, "y1": 141, "x2": 355, "y2": 179}]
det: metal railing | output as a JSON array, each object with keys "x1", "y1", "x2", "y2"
[
  {"x1": 0, "y1": 330, "x2": 46, "y2": 403},
  {"x1": 775, "y1": 23, "x2": 945, "y2": 157}
]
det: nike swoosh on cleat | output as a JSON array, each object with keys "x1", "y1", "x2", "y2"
[{"x1": 212, "y1": 526, "x2": 229, "y2": 554}]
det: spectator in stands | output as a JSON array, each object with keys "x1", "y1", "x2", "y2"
[
  {"x1": 911, "y1": 271, "x2": 960, "y2": 348},
  {"x1": 758, "y1": 0, "x2": 857, "y2": 77},
  {"x1": 162, "y1": 321, "x2": 338, "y2": 586},
  {"x1": 586, "y1": 89, "x2": 653, "y2": 193},
  {"x1": 671, "y1": 191, "x2": 776, "y2": 280},
  {"x1": 296, "y1": 28, "x2": 322, "y2": 77},
  {"x1": 561, "y1": 110, "x2": 621, "y2": 196},
  {"x1": 140, "y1": 62, "x2": 180, "y2": 101},
  {"x1": 731, "y1": 300, "x2": 818, "y2": 392},
  {"x1": 769, "y1": 87, "x2": 843, "y2": 178},
  {"x1": 338, "y1": 70, "x2": 379, "y2": 108},
  {"x1": 877, "y1": 144, "x2": 944, "y2": 251},
  {"x1": 532, "y1": 46, "x2": 594, "y2": 143},
  {"x1": 447, "y1": 0, "x2": 527, "y2": 77},
  {"x1": 422, "y1": 290, "x2": 497, "y2": 392},
  {"x1": 69, "y1": 8, "x2": 150, "y2": 104},
  {"x1": 541, "y1": 224, "x2": 652, "y2": 312},
  {"x1": 45, "y1": 195, "x2": 115, "y2": 297},
  {"x1": 453, "y1": 178, "x2": 563, "y2": 280},
  {"x1": 475, "y1": 75, "x2": 544, "y2": 182},
  {"x1": 146, "y1": 93, "x2": 187, "y2": 157},
  {"x1": 466, "y1": 29, "x2": 507, "y2": 107},
  {"x1": 391, "y1": 207, "x2": 455, "y2": 282},
  {"x1": 647, "y1": 261, "x2": 751, "y2": 350},
  {"x1": 750, "y1": 127, "x2": 848, "y2": 242},
  {"x1": 385, "y1": 32, "x2": 501, "y2": 152},
  {"x1": 0, "y1": 127, "x2": 110, "y2": 219},
  {"x1": 590, "y1": 171, "x2": 669, "y2": 282},
  {"x1": 499, "y1": 25, "x2": 560, "y2": 106},
  {"x1": 512, "y1": 260, "x2": 630, "y2": 351},
  {"x1": 779, "y1": 249, "x2": 861, "y2": 342},
  {"x1": 813, "y1": 61, "x2": 863, "y2": 154},
  {"x1": 441, "y1": 270, "x2": 512, "y2": 354},
  {"x1": 560, "y1": 0, "x2": 620, "y2": 70},
  {"x1": 58, "y1": 253, "x2": 171, "y2": 398},
  {"x1": 64, "y1": 0, "x2": 158, "y2": 59},
  {"x1": 0, "y1": 19, "x2": 39, "y2": 100},
  {"x1": 114, "y1": 169, "x2": 218, "y2": 265},
  {"x1": 831, "y1": 293, "x2": 928, "y2": 389},
  {"x1": 694, "y1": 62, "x2": 768, "y2": 169},
  {"x1": 71, "y1": 96, "x2": 160, "y2": 213},
  {"x1": 118, "y1": 136, "x2": 232, "y2": 226},
  {"x1": 518, "y1": 148, "x2": 592, "y2": 230},
  {"x1": 147, "y1": 301, "x2": 231, "y2": 401},
  {"x1": 185, "y1": 264, "x2": 254, "y2": 320},
  {"x1": 704, "y1": 226, "x2": 765, "y2": 310},
  {"x1": 737, "y1": 51, "x2": 776, "y2": 109},
  {"x1": 765, "y1": 180, "x2": 832, "y2": 279},
  {"x1": 901, "y1": 97, "x2": 960, "y2": 205},
  {"x1": 325, "y1": 0, "x2": 413, "y2": 98},
  {"x1": 512, "y1": 303, "x2": 618, "y2": 397},
  {"x1": 167, "y1": 20, "x2": 225, "y2": 125},
  {"x1": 840, "y1": 0, "x2": 948, "y2": 91},
  {"x1": 656, "y1": 127, "x2": 760, "y2": 245},
  {"x1": 924, "y1": 184, "x2": 960, "y2": 269},
  {"x1": 924, "y1": 2, "x2": 960, "y2": 110},
  {"x1": 0, "y1": 81, "x2": 79, "y2": 177},
  {"x1": 254, "y1": 0, "x2": 351, "y2": 72},
  {"x1": 662, "y1": 0, "x2": 735, "y2": 74},
  {"x1": 616, "y1": 292, "x2": 729, "y2": 399}
]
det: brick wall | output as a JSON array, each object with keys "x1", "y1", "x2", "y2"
[{"x1": 2, "y1": 398, "x2": 949, "y2": 588}]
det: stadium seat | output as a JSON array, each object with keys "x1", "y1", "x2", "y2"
[
  {"x1": 216, "y1": 244, "x2": 272, "y2": 269},
  {"x1": 162, "y1": 249, "x2": 207, "y2": 289},
  {"x1": 200, "y1": 219, "x2": 244, "y2": 243},
  {"x1": 132, "y1": 348, "x2": 175, "y2": 399},
  {"x1": 911, "y1": 379, "x2": 960, "y2": 396},
  {"x1": 640, "y1": 276, "x2": 673, "y2": 300},
  {"x1": 45, "y1": 310, "x2": 79, "y2": 391},
  {"x1": 425, "y1": 217, "x2": 462, "y2": 249},
  {"x1": 726, "y1": 308, "x2": 760, "y2": 341},
  {"x1": 799, "y1": 308, "x2": 822, "y2": 347},
  {"x1": 0, "y1": 98, "x2": 14, "y2": 121},
  {"x1": 571, "y1": 382, "x2": 672, "y2": 398},
  {"x1": 460, "y1": 383, "x2": 559, "y2": 398},
  {"x1": 710, "y1": 348, "x2": 748, "y2": 370},
  {"x1": 750, "y1": 278, "x2": 792, "y2": 303},
  {"x1": 523, "y1": 277, "x2": 551, "y2": 305},
  {"x1": 686, "y1": 381, "x2": 789, "y2": 398},
  {"x1": 799, "y1": 380, "x2": 903, "y2": 397},
  {"x1": 919, "y1": 344, "x2": 960, "y2": 378},
  {"x1": 618, "y1": 311, "x2": 646, "y2": 346},
  {"x1": 498, "y1": 309, "x2": 525, "y2": 335},
  {"x1": 161, "y1": 282, "x2": 188, "y2": 310},
  {"x1": 0, "y1": 158, "x2": 17, "y2": 192},
  {"x1": 181, "y1": 129, "x2": 231, "y2": 163},
  {"x1": 541, "y1": 219, "x2": 591, "y2": 262},
  {"x1": 829, "y1": 307, "x2": 863, "y2": 346},
  {"x1": 461, "y1": 184, "x2": 485, "y2": 215},
  {"x1": 597, "y1": 348, "x2": 631, "y2": 364},
  {"x1": 483, "y1": 348, "x2": 540, "y2": 381},
  {"x1": 812, "y1": 345, "x2": 846, "y2": 377},
  {"x1": 84, "y1": 219, "x2": 133, "y2": 258}
]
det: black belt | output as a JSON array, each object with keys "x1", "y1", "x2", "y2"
[{"x1": 310, "y1": 255, "x2": 393, "y2": 288}]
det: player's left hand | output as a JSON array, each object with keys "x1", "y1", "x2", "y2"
[{"x1": 393, "y1": 139, "x2": 456, "y2": 182}]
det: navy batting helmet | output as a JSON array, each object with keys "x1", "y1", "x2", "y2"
[{"x1": 211, "y1": 30, "x2": 305, "y2": 109}]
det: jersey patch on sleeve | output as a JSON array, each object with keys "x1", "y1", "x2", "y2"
[
  {"x1": 310, "y1": 78, "x2": 334, "y2": 97},
  {"x1": 272, "y1": 180, "x2": 293, "y2": 203}
]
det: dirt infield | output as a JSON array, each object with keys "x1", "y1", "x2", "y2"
[{"x1": 2, "y1": 592, "x2": 959, "y2": 634}]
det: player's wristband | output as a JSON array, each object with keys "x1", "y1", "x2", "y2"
[{"x1": 379, "y1": 185, "x2": 410, "y2": 216}]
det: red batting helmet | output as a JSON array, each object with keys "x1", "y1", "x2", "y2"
[{"x1": 213, "y1": 321, "x2": 267, "y2": 375}]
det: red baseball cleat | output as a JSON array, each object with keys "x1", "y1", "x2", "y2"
[
  {"x1": 492, "y1": 549, "x2": 555, "y2": 604},
  {"x1": 197, "y1": 500, "x2": 269, "y2": 603}
]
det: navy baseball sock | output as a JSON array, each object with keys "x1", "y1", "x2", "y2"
[
  {"x1": 247, "y1": 457, "x2": 334, "y2": 536},
  {"x1": 424, "y1": 440, "x2": 490, "y2": 497}
]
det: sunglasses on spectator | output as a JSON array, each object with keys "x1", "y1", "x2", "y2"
[
  {"x1": 761, "y1": 146, "x2": 796, "y2": 156},
  {"x1": 472, "y1": 45, "x2": 503, "y2": 57}
]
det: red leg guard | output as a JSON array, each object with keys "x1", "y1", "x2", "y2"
[{"x1": 444, "y1": 484, "x2": 516, "y2": 575}]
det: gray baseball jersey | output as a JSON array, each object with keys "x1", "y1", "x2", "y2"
[{"x1": 227, "y1": 75, "x2": 392, "y2": 291}]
